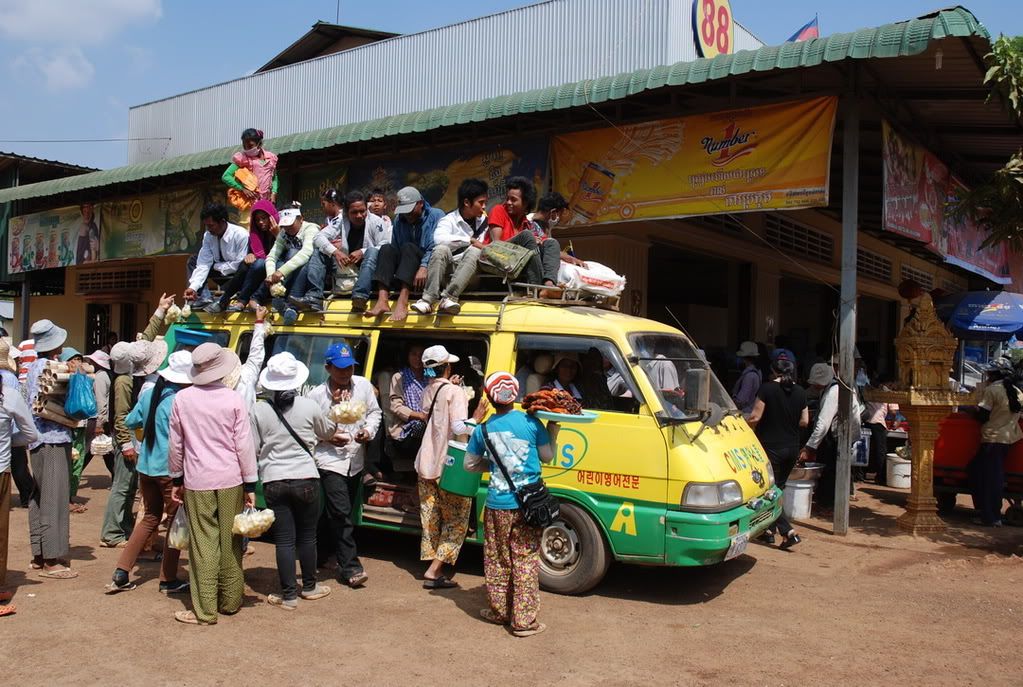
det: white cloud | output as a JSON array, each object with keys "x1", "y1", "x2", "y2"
[
  {"x1": 10, "y1": 47, "x2": 94, "y2": 91},
  {"x1": 0, "y1": 0, "x2": 161, "y2": 44}
]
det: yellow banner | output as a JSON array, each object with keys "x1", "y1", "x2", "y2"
[{"x1": 552, "y1": 96, "x2": 838, "y2": 225}]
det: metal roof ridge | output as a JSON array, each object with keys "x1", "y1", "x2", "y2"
[{"x1": 0, "y1": 6, "x2": 993, "y2": 205}]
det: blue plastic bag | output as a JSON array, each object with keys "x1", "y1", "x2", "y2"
[{"x1": 65, "y1": 371, "x2": 97, "y2": 420}]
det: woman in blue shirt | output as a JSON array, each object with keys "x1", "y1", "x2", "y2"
[
  {"x1": 465, "y1": 371, "x2": 559, "y2": 638},
  {"x1": 107, "y1": 351, "x2": 193, "y2": 594}
]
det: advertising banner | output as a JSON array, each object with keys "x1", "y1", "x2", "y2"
[
  {"x1": 102, "y1": 188, "x2": 205, "y2": 260},
  {"x1": 8, "y1": 203, "x2": 101, "y2": 273},
  {"x1": 883, "y1": 122, "x2": 1009, "y2": 284},
  {"x1": 551, "y1": 96, "x2": 838, "y2": 226},
  {"x1": 347, "y1": 138, "x2": 548, "y2": 214}
]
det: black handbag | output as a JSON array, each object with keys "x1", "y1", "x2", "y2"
[{"x1": 481, "y1": 422, "x2": 559, "y2": 528}]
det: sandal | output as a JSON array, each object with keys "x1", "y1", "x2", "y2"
[
  {"x1": 0, "y1": 604, "x2": 15, "y2": 617},
  {"x1": 345, "y1": 571, "x2": 369, "y2": 588},
  {"x1": 69, "y1": 502, "x2": 88, "y2": 514},
  {"x1": 479, "y1": 608, "x2": 506, "y2": 625},
  {"x1": 423, "y1": 575, "x2": 458, "y2": 590},
  {"x1": 174, "y1": 610, "x2": 208, "y2": 625},
  {"x1": 512, "y1": 622, "x2": 547, "y2": 637},
  {"x1": 39, "y1": 567, "x2": 78, "y2": 580}
]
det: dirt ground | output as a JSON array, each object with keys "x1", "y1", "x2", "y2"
[{"x1": 4, "y1": 461, "x2": 1023, "y2": 686}]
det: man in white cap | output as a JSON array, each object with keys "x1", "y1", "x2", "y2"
[
  {"x1": 24, "y1": 319, "x2": 77, "y2": 578},
  {"x1": 731, "y1": 341, "x2": 763, "y2": 417},
  {"x1": 184, "y1": 202, "x2": 249, "y2": 311},
  {"x1": 365, "y1": 186, "x2": 443, "y2": 322},
  {"x1": 263, "y1": 205, "x2": 320, "y2": 325}
]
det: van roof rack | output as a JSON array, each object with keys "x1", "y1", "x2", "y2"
[{"x1": 505, "y1": 282, "x2": 620, "y2": 311}]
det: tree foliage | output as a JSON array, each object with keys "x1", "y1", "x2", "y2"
[{"x1": 951, "y1": 36, "x2": 1023, "y2": 249}]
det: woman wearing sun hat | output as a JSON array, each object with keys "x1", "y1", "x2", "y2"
[
  {"x1": 464, "y1": 371, "x2": 560, "y2": 637},
  {"x1": 168, "y1": 343, "x2": 257, "y2": 625},
  {"x1": 252, "y1": 352, "x2": 334, "y2": 610},
  {"x1": 24, "y1": 319, "x2": 77, "y2": 579},
  {"x1": 107, "y1": 351, "x2": 194, "y2": 594},
  {"x1": 415, "y1": 344, "x2": 489, "y2": 589}
]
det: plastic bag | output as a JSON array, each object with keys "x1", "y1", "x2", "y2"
[
  {"x1": 232, "y1": 507, "x2": 275, "y2": 537},
  {"x1": 65, "y1": 371, "x2": 98, "y2": 420},
  {"x1": 168, "y1": 507, "x2": 189, "y2": 550},
  {"x1": 332, "y1": 265, "x2": 359, "y2": 295},
  {"x1": 557, "y1": 260, "x2": 626, "y2": 297}
]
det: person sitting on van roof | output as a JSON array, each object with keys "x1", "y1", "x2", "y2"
[
  {"x1": 412, "y1": 178, "x2": 490, "y2": 317},
  {"x1": 262, "y1": 205, "x2": 320, "y2": 325},
  {"x1": 309, "y1": 189, "x2": 391, "y2": 313},
  {"x1": 485, "y1": 177, "x2": 561, "y2": 299},
  {"x1": 185, "y1": 202, "x2": 250, "y2": 312},
  {"x1": 529, "y1": 192, "x2": 588, "y2": 270},
  {"x1": 365, "y1": 186, "x2": 442, "y2": 322}
]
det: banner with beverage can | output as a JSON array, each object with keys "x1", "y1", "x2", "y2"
[
  {"x1": 8, "y1": 203, "x2": 101, "y2": 273},
  {"x1": 551, "y1": 96, "x2": 838, "y2": 226}
]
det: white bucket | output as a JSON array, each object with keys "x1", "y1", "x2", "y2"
[
  {"x1": 886, "y1": 453, "x2": 912, "y2": 489},
  {"x1": 782, "y1": 479, "x2": 815, "y2": 521}
]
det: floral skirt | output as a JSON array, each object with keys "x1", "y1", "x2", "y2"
[{"x1": 483, "y1": 507, "x2": 542, "y2": 631}]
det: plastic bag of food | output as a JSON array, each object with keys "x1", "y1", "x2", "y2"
[
  {"x1": 232, "y1": 507, "x2": 275, "y2": 537},
  {"x1": 557, "y1": 260, "x2": 626, "y2": 297},
  {"x1": 168, "y1": 507, "x2": 189, "y2": 550},
  {"x1": 329, "y1": 400, "x2": 367, "y2": 424},
  {"x1": 269, "y1": 283, "x2": 287, "y2": 298},
  {"x1": 164, "y1": 303, "x2": 182, "y2": 325}
]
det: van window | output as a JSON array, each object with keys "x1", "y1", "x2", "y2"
[
  {"x1": 171, "y1": 328, "x2": 230, "y2": 353},
  {"x1": 267, "y1": 333, "x2": 369, "y2": 389},
  {"x1": 515, "y1": 334, "x2": 642, "y2": 414},
  {"x1": 237, "y1": 331, "x2": 253, "y2": 363},
  {"x1": 628, "y1": 332, "x2": 736, "y2": 419}
]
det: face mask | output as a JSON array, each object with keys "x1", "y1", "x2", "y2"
[
  {"x1": 243, "y1": 146, "x2": 261, "y2": 158},
  {"x1": 548, "y1": 215, "x2": 560, "y2": 228},
  {"x1": 424, "y1": 367, "x2": 438, "y2": 379}
]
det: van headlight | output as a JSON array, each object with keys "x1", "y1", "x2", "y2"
[
  {"x1": 765, "y1": 461, "x2": 775, "y2": 488},
  {"x1": 681, "y1": 480, "x2": 743, "y2": 512}
]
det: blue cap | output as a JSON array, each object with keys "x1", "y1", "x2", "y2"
[
  {"x1": 325, "y1": 342, "x2": 357, "y2": 369},
  {"x1": 59, "y1": 347, "x2": 83, "y2": 362},
  {"x1": 771, "y1": 348, "x2": 796, "y2": 365}
]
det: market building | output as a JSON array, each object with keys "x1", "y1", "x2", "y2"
[{"x1": 0, "y1": 1, "x2": 1018, "y2": 383}]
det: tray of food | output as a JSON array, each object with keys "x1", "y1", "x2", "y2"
[{"x1": 521, "y1": 389, "x2": 597, "y2": 423}]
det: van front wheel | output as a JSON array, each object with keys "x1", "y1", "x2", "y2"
[{"x1": 539, "y1": 502, "x2": 610, "y2": 595}]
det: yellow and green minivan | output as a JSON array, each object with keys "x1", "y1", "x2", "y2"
[{"x1": 169, "y1": 297, "x2": 781, "y2": 594}]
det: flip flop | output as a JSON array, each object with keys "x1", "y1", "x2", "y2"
[
  {"x1": 512, "y1": 622, "x2": 547, "y2": 637},
  {"x1": 174, "y1": 610, "x2": 205, "y2": 625},
  {"x1": 69, "y1": 503, "x2": 88, "y2": 514},
  {"x1": 345, "y1": 571, "x2": 369, "y2": 588},
  {"x1": 423, "y1": 575, "x2": 458, "y2": 589},
  {"x1": 0, "y1": 604, "x2": 15, "y2": 617},
  {"x1": 39, "y1": 567, "x2": 78, "y2": 580}
]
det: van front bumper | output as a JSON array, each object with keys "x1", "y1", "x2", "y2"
[{"x1": 663, "y1": 487, "x2": 782, "y2": 566}]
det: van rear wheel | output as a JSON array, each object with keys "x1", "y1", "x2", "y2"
[{"x1": 539, "y1": 502, "x2": 610, "y2": 595}]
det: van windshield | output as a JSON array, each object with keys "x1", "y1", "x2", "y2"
[{"x1": 628, "y1": 333, "x2": 736, "y2": 420}]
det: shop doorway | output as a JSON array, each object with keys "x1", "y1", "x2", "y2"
[{"x1": 777, "y1": 276, "x2": 839, "y2": 377}]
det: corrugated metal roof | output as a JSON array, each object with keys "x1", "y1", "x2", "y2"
[{"x1": 0, "y1": 6, "x2": 993, "y2": 204}]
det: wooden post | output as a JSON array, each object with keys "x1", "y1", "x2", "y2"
[{"x1": 834, "y1": 77, "x2": 860, "y2": 535}]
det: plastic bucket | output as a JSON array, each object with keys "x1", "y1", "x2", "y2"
[
  {"x1": 887, "y1": 453, "x2": 912, "y2": 489},
  {"x1": 782, "y1": 479, "x2": 815, "y2": 521},
  {"x1": 439, "y1": 440, "x2": 481, "y2": 497}
]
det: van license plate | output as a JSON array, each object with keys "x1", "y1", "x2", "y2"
[{"x1": 724, "y1": 534, "x2": 749, "y2": 561}]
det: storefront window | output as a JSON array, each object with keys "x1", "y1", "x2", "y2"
[{"x1": 628, "y1": 332, "x2": 736, "y2": 420}]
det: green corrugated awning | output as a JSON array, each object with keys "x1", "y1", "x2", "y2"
[{"x1": 0, "y1": 6, "x2": 992, "y2": 205}]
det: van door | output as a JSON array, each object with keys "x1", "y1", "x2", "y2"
[{"x1": 514, "y1": 334, "x2": 667, "y2": 563}]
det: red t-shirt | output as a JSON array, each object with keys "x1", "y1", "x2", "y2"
[{"x1": 486, "y1": 203, "x2": 545, "y2": 243}]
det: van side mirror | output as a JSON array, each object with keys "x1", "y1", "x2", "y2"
[{"x1": 684, "y1": 368, "x2": 711, "y2": 416}]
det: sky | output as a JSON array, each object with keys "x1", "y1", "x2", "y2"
[{"x1": 0, "y1": 0, "x2": 1019, "y2": 171}]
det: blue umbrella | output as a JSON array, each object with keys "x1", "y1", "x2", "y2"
[{"x1": 944, "y1": 291, "x2": 1023, "y2": 340}]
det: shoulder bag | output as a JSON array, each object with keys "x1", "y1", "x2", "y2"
[
  {"x1": 481, "y1": 422, "x2": 559, "y2": 528},
  {"x1": 478, "y1": 241, "x2": 533, "y2": 279}
]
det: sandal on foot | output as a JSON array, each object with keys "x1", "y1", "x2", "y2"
[
  {"x1": 345, "y1": 571, "x2": 369, "y2": 588},
  {"x1": 512, "y1": 623, "x2": 547, "y2": 637},
  {"x1": 480, "y1": 608, "x2": 506, "y2": 625},
  {"x1": 69, "y1": 503, "x2": 88, "y2": 514},
  {"x1": 39, "y1": 567, "x2": 78, "y2": 580},
  {"x1": 174, "y1": 610, "x2": 208, "y2": 625},
  {"x1": 423, "y1": 575, "x2": 458, "y2": 589},
  {"x1": 267, "y1": 594, "x2": 297, "y2": 610}
]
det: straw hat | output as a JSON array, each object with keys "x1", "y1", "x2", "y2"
[
  {"x1": 190, "y1": 343, "x2": 240, "y2": 386},
  {"x1": 0, "y1": 338, "x2": 17, "y2": 373},
  {"x1": 130, "y1": 338, "x2": 169, "y2": 377},
  {"x1": 259, "y1": 352, "x2": 310, "y2": 391},
  {"x1": 159, "y1": 351, "x2": 193, "y2": 385}
]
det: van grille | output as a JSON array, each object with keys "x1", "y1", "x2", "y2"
[{"x1": 750, "y1": 508, "x2": 773, "y2": 529}]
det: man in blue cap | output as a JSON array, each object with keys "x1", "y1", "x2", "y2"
[{"x1": 305, "y1": 342, "x2": 381, "y2": 587}]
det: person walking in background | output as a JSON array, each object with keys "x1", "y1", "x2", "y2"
[
  {"x1": 465, "y1": 372, "x2": 558, "y2": 637},
  {"x1": 306, "y1": 342, "x2": 381, "y2": 588},
  {"x1": 252, "y1": 352, "x2": 334, "y2": 610},
  {"x1": 748, "y1": 356, "x2": 808, "y2": 549},
  {"x1": 801, "y1": 363, "x2": 839, "y2": 510},
  {"x1": 0, "y1": 364, "x2": 39, "y2": 615},
  {"x1": 106, "y1": 351, "x2": 193, "y2": 594},
  {"x1": 0, "y1": 339, "x2": 33, "y2": 508},
  {"x1": 969, "y1": 359, "x2": 1023, "y2": 527},
  {"x1": 168, "y1": 343, "x2": 257, "y2": 625},
  {"x1": 85, "y1": 348, "x2": 115, "y2": 478},
  {"x1": 731, "y1": 341, "x2": 762, "y2": 417},
  {"x1": 415, "y1": 345, "x2": 489, "y2": 588},
  {"x1": 25, "y1": 319, "x2": 77, "y2": 579}
]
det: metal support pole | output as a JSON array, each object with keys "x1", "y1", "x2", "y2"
[
  {"x1": 834, "y1": 79, "x2": 860, "y2": 536},
  {"x1": 19, "y1": 277, "x2": 30, "y2": 341}
]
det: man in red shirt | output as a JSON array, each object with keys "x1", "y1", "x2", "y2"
[{"x1": 486, "y1": 177, "x2": 564, "y2": 298}]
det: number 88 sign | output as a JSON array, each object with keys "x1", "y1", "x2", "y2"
[{"x1": 692, "y1": 0, "x2": 734, "y2": 58}]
